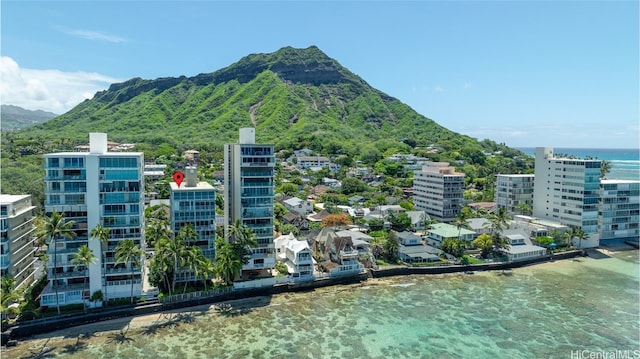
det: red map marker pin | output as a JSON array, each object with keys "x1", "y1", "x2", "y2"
[{"x1": 173, "y1": 171, "x2": 185, "y2": 187}]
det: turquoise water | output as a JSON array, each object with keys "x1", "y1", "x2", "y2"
[
  {"x1": 518, "y1": 147, "x2": 640, "y2": 181},
  {"x1": 6, "y1": 250, "x2": 639, "y2": 358}
]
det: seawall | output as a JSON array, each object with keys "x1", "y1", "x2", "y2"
[
  {"x1": 370, "y1": 250, "x2": 584, "y2": 278},
  {"x1": 3, "y1": 252, "x2": 585, "y2": 342}
]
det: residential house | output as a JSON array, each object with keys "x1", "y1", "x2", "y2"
[
  {"x1": 427, "y1": 223, "x2": 475, "y2": 246},
  {"x1": 281, "y1": 212, "x2": 309, "y2": 231},
  {"x1": 405, "y1": 210, "x2": 429, "y2": 231},
  {"x1": 499, "y1": 234, "x2": 547, "y2": 261},
  {"x1": 396, "y1": 231, "x2": 442, "y2": 263},
  {"x1": 283, "y1": 196, "x2": 314, "y2": 216},
  {"x1": 466, "y1": 218, "x2": 491, "y2": 239},
  {"x1": 312, "y1": 227, "x2": 364, "y2": 276},
  {"x1": 274, "y1": 233, "x2": 314, "y2": 280}
]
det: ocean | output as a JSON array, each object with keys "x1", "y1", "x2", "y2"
[
  {"x1": 4, "y1": 249, "x2": 639, "y2": 358},
  {"x1": 517, "y1": 147, "x2": 640, "y2": 181}
]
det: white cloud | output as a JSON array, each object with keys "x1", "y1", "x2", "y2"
[
  {"x1": 57, "y1": 27, "x2": 127, "y2": 43},
  {"x1": 463, "y1": 83, "x2": 472, "y2": 90},
  {"x1": 434, "y1": 85, "x2": 444, "y2": 92},
  {"x1": 0, "y1": 57, "x2": 123, "y2": 114}
]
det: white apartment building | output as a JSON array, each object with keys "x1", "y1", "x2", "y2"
[
  {"x1": 495, "y1": 174, "x2": 535, "y2": 214},
  {"x1": 413, "y1": 162, "x2": 465, "y2": 223},
  {"x1": 0, "y1": 195, "x2": 38, "y2": 290},
  {"x1": 170, "y1": 166, "x2": 216, "y2": 279},
  {"x1": 224, "y1": 128, "x2": 275, "y2": 274},
  {"x1": 533, "y1": 147, "x2": 601, "y2": 248},
  {"x1": 296, "y1": 156, "x2": 330, "y2": 169},
  {"x1": 42, "y1": 133, "x2": 145, "y2": 306},
  {"x1": 599, "y1": 179, "x2": 640, "y2": 245}
]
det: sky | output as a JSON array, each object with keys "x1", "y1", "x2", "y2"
[{"x1": 1, "y1": 1, "x2": 638, "y2": 149}]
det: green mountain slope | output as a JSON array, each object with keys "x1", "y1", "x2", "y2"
[
  {"x1": 1, "y1": 105, "x2": 58, "y2": 131},
  {"x1": 19, "y1": 46, "x2": 491, "y2": 156}
]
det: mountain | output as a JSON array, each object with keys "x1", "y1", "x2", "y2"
[
  {"x1": 15, "y1": 46, "x2": 512, "y2": 159},
  {"x1": 1, "y1": 105, "x2": 58, "y2": 131}
]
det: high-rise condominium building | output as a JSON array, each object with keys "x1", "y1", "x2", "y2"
[
  {"x1": 495, "y1": 174, "x2": 535, "y2": 214},
  {"x1": 0, "y1": 195, "x2": 38, "y2": 290},
  {"x1": 224, "y1": 128, "x2": 275, "y2": 274},
  {"x1": 170, "y1": 166, "x2": 216, "y2": 282},
  {"x1": 599, "y1": 179, "x2": 640, "y2": 245},
  {"x1": 413, "y1": 162, "x2": 465, "y2": 223},
  {"x1": 533, "y1": 147, "x2": 601, "y2": 247},
  {"x1": 42, "y1": 133, "x2": 144, "y2": 306}
]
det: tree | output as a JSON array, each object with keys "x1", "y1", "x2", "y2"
[
  {"x1": 441, "y1": 238, "x2": 467, "y2": 258},
  {"x1": 1, "y1": 276, "x2": 22, "y2": 321},
  {"x1": 321, "y1": 213, "x2": 352, "y2": 228},
  {"x1": 488, "y1": 208, "x2": 510, "y2": 235},
  {"x1": 226, "y1": 220, "x2": 258, "y2": 265},
  {"x1": 516, "y1": 203, "x2": 532, "y2": 216},
  {"x1": 370, "y1": 235, "x2": 386, "y2": 260},
  {"x1": 472, "y1": 234, "x2": 493, "y2": 258},
  {"x1": 90, "y1": 224, "x2": 110, "y2": 306},
  {"x1": 453, "y1": 213, "x2": 471, "y2": 240},
  {"x1": 38, "y1": 212, "x2": 76, "y2": 315},
  {"x1": 384, "y1": 231, "x2": 400, "y2": 262},
  {"x1": 571, "y1": 227, "x2": 589, "y2": 249},
  {"x1": 214, "y1": 238, "x2": 242, "y2": 285},
  {"x1": 341, "y1": 177, "x2": 367, "y2": 195},
  {"x1": 600, "y1": 160, "x2": 611, "y2": 179},
  {"x1": 115, "y1": 239, "x2": 143, "y2": 304},
  {"x1": 389, "y1": 212, "x2": 412, "y2": 232},
  {"x1": 70, "y1": 245, "x2": 96, "y2": 312}
]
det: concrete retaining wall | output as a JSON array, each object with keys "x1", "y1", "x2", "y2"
[{"x1": 4, "y1": 253, "x2": 584, "y2": 342}]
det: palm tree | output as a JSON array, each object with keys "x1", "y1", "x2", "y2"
[
  {"x1": 1, "y1": 276, "x2": 22, "y2": 320},
  {"x1": 38, "y1": 212, "x2": 76, "y2": 315},
  {"x1": 214, "y1": 238, "x2": 242, "y2": 285},
  {"x1": 453, "y1": 212, "x2": 471, "y2": 240},
  {"x1": 384, "y1": 231, "x2": 400, "y2": 262},
  {"x1": 70, "y1": 245, "x2": 96, "y2": 312},
  {"x1": 115, "y1": 239, "x2": 143, "y2": 304},
  {"x1": 226, "y1": 220, "x2": 257, "y2": 265},
  {"x1": 600, "y1": 160, "x2": 611, "y2": 179},
  {"x1": 570, "y1": 227, "x2": 589, "y2": 249},
  {"x1": 516, "y1": 203, "x2": 532, "y2": 216},
  {"x1": 90, "y1": 224, "x2": 110, "y2": 306}
]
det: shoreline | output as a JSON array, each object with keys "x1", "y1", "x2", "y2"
[{"x1": 2, "y1": 246, "x2": 637, "y2": 355}]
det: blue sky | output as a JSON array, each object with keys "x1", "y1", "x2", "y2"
[{"x1": 2, "y1": 1, "x2": 638, "y2": 149}]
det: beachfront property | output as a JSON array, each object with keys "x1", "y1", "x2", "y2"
[
  {"x1": 413, "y1": 162, "x2": 465, "y2": 223},
  {"x1": 533, "y1": 147, "x2": 601, "y2": 248},
  {"x1": 495, "y1": 174, "x2": 534, "y2": 214},
  {"x1": 42, "y1": 133, "x2": 145, "y2": 306},
  {"x1": 169, "y1": 166, "x2": 216, "y2": 281},
  {"x1": 426, "y1": 223, "x2": 475, "y2": 245},
  {"x1": 312, "y1": 227, "x2": 365, "y2": 276},
  {"x1": 499, "y1": 234, "x2": 547, "y2": 261},
  {"x1": 224, "y1": 128, "x2": 276, "y2": 275},
  {"x1": 0, "y1": 195, "x2": 38, "y2": 290},
  {"x1": 274, "y1": 233, "x2": 314, "y2": 280},
  {"x1": 599, "y1": 179, "x2": 640, "y2": 245}
]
